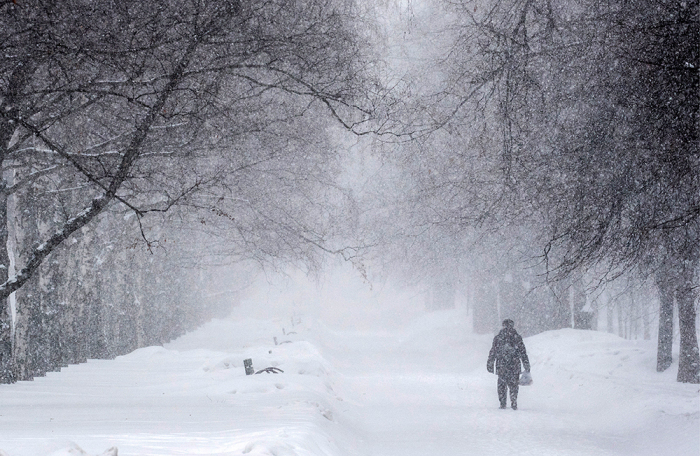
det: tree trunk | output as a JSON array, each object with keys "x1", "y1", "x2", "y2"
[
  {"x1": 617, "y1": 298, "x2": 625, "y2": 339},
  {"x1": 0, "y1": 62, "x2": 36, "y2": 384},
  {"x1": 12, "y1": 183, "x2": 43, "y2": 380},
  {"x1": 655, "y1": 271, "x2": 675, "y2": 372},
  {"x1": 606, "y1": 294, "x2": 614, "y2": 333},
  {"x1": 0, "y1": 192, "x2": 15, "y2": 383},
  {"x1": 642, "y1": 289, "x2": 651, "y2": 340},
  {"x1": 550, "y1": 280, "x2": 572, "y2": 330},
  {"x1": 676, "y1": 261, "x2": 700, "y2": 383},
  {"x1": 630, "y1": 290, "x2": 639, "y2": 339},
  {"x1": 572, "y1": 278, "x2": 592, "y2": 329}
]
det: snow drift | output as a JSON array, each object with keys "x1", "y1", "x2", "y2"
[{"x1": 0, "y1": 309, "x2": 697, "y2": 456}]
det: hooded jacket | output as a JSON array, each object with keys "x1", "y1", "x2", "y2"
[{"x1": 487, "y1": 327, "x2": 530, "y2": 380}]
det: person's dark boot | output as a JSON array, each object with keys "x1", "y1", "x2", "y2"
[
  {"x1": 511, "y1": 404, "x2": 517, "y2": 410},
  {"x1": 499, "y1": 403, "x2": 507, "y2": 409}
]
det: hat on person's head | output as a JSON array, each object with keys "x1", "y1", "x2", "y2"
[{"x1": 502, "y1": 319, "x2": 514, "y2": 329}]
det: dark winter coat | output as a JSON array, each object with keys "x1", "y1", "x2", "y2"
[{"x1": 487, "y1": 327, "x2": 530, "y2": 381}]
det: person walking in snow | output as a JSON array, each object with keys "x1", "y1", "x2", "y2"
[{"x1": 487, "y1": 319, "x2": 530, "y2": 410}]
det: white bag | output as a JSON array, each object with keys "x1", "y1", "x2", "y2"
[{"x1": 519, "y1": 371, "x2": 533, "y2": 386}]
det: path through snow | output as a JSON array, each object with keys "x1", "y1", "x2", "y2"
[{"x1": 0, "y1": 310, "x2": 697, "y2": 456}]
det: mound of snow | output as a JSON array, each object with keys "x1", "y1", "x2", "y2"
[
  {"x1": 47, "y1": 443, "x2": 116, "y2": 456},
  {"x1": 0, "y1": 310, "x2": 696, "y2": 456}
]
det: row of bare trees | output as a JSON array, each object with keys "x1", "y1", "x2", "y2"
[
  {"x1": 358, "y1": 0, "x2": 698, "y2": 383},
  {"x1": 0, "y1": 0, "x2": 379, "y2": 382},
  {"x1": 9, "y1": 206, "x2": 230, "y2": 382},
  {"x1": 448, "y1": 0, "x2": 698, "y2": 383}
]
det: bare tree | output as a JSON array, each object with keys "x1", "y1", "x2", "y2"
[
  {"x1": 0, "y1": 0, "x2": 378, "y2": 382},
  {"x1": 438, "y1": 0, "x2": 699, "y2": 382}
]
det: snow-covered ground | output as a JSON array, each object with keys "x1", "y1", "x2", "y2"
[{"x1": 0, "y1": 281, "x2": 698, "y2": 456}]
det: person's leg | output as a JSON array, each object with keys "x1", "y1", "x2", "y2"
[
  {"x1": 510, "y1": 380, "x2": 520, "y2": 410},
  {"x1": 497, "y1": 376, "x2": 507, "y2": 408}
]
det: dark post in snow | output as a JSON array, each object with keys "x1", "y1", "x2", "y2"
[{"x1": 244, "y1": 358, "x2": 254, "y2": 376}]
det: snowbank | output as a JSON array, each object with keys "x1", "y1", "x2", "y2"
[{"x1": 0, "y1": 310, "x2": 696, "y2": 456}]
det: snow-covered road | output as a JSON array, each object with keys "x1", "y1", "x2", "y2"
[{"x1": 0, "y1": 310, "x2": 697, "y2": 456}]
